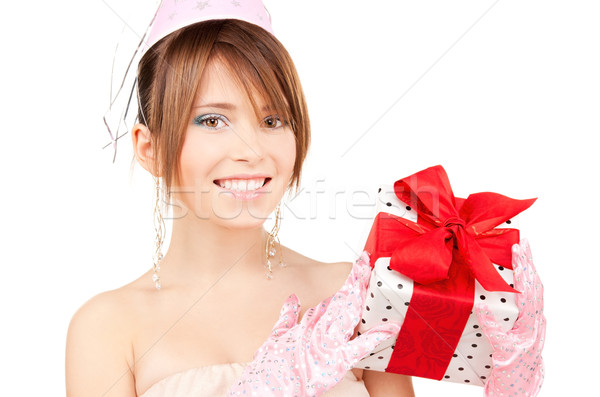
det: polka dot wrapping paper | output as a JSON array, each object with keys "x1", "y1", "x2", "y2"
[{"x1": 353, "y1": 166, "x2": 531, "y2": 387}]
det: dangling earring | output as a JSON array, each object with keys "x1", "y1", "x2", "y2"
[
  {"x1": 265, "y1": 202, "x2": 285, "y2": 279},
  {"x1": 152, "y1": 176, "x2": 165, "y2": 290}
]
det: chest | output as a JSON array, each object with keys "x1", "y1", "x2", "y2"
[{"x1": 132, "y1": 283, "x2": 319, "y2": 395}]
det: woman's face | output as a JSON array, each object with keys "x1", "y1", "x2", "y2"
[{"x1": 174, "y1": 59, "x2": 296, "y2": 228}]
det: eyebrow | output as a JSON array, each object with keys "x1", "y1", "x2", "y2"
[
  {"x1": 193, "y1": 102, "x2": 273, "y2": 111},
  {"x1": 193, "y1": 102, "x2": 235, "y2": 110}
]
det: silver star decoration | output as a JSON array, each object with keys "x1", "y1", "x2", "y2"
[{"x1": 194, "y1": 1, "x2": 210, "y2": 11}]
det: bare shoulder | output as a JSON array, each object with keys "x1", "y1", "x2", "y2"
[
  {"x1": 67, "y1": 286, "x2": 136, "y2": 343},
  {"x1": 67, "y1": 274, "x2": 151, "y2": 335},
  {"x1": 281, "y1": 245, "x2": 355, "y2": 300},
  {"x1": 66, "y1": 282, "x2": 143, "y2": 396}
]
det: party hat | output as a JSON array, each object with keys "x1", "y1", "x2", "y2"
[{"x1": 144, "y1": 0, "x2": 274, "y2": 52}]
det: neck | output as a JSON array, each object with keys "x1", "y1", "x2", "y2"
[{"x1": 161, "y1": 213, "x2": 271, "y2": 284}]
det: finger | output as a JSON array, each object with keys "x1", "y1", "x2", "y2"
[
  {"x1": 516, "y1": 240, "x2": 539, "y2": 285},
  {"x1": 520, "y1": 242, "x2": 545, "y2": 306},
  {"x1": 534, "y1": 266, "x2": 545, "y2": 307},
  {"x1": 356, "y1": 250, "x2": 371, "y2": 268},
  {"x1": 319, "y1": 255, "x2": 373, "y2": 338},
  {"x1": 322, "y1": 294, "x2": 363, "y2": 342},
  {"x1": 520, "y1": 238, "x2": 533, "y2": 261},
  {"x1": 342, "y1": 323, "x2": 400, "y2": 368},
  {"x1": 328, "y1": 270, "x2": 374, "y2": 339},
  {"x1": 512, "y1": 273, "x2": 545, "y2": 341},
  {"x1": 344, "y1": 251, "x2": 373, "y2": 295},
  {"x1": 299, "y1": 295, "x2": 334, "y2": 334},
  {"x1": 513, "y1": 304, "x2": 537, "y2": 341},
  {"x1": 344, "y1": 254, "x2": 373, "y2": 311},
  {"x1": 474, "y1": 303, "x2": 504, "y2": 340},
  {"x1": 534, "y1": 312, "x2": 546, "y2": 352},
  {"x1": 520, "y1": 240, "x2": 539, "y2": 282},
  {"x1": 513, "y1": 285, "x2": 546, "y2": 341},
  {"x1": 512, "y1": 242, "x2": 531, "y2": 309},
  {"x1": 512, "y1": 243, "x2": 544, "y2": 338},
  {"x1": 270, "y1": 294, "x2": 301, "y2": 338},
  {"x1": 512, "y1": 243, "x2": 524, "y2": 287},
  {"x1": 475, "y1": 303, "x2": 519, "y2": 363}
]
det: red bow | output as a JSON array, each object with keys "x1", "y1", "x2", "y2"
[{"x1": 368, "y1": 165, "x2": 536, "y2": 292}]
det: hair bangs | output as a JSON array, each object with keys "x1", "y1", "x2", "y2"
[{"x1": 210, "y1": 44, "x2": 294, "y2": 132}]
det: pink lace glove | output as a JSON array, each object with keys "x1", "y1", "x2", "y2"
[
  {"x1": 476, "y1": 239, "x2": 545, "y2": 396},
  {"x1": 228, "y1": 251, "x2": 400, "y2": 397}
]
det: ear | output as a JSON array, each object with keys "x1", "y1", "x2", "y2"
[{"x1": 132, "y1": 123, "x2": 159, "y2": 176}]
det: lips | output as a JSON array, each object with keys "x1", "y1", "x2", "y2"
[
  {"x1": 213, "y1": 178, "x2": 271, "y2": 192},
  {"x1": 212, "y1": 177, "x2": 272, "y2": 201}
]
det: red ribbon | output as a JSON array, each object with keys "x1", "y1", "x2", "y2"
[{"x1": 363, "y1": 165, "x2": 536, "y2": 379}]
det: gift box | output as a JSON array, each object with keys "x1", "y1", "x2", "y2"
[{"x1": 354, "y1": 165, "x2": 536, "y2": 386}]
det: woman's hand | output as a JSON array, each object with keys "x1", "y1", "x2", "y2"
[
  {"x1": 228, "y1": 251, "x2": 400, "y2": 397},
  {"x1": 476, "y1": 239, "x2": 545, "y2": 396}
]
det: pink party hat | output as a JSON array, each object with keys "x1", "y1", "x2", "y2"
[{"x1": 145, "y1": 0, "x2": 274, "y2": 52}]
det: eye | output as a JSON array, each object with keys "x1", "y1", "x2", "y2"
[
  {"x1": 193, "y1": 114, "x2": 229, "y2": 130},
  {"x1": 261, "y1": 115, "x2": 285, "y2": 129}
]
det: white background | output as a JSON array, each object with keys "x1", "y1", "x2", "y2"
[{"x1": 1, "y1": 0, "x2": 598, "y2": 395}]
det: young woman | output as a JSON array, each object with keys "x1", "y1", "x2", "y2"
[
  {"x1": 66, "y1": 1, "x2": 412, "y2": 396},
  {"x1": 66, "y1": 1, "x2": 544, "y2": 396}
]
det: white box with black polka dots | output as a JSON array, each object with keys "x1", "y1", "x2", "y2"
[{"x1": 354, "y1": 184, "x2": 520, "y2": 387}]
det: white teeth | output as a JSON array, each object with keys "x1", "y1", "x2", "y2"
[{"x1": 217, "y1": 178, "x2": 266, "y2": 192}]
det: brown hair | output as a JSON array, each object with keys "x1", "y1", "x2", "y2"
[{"x1": 136, "y1": 19, "x2": 310, "y2": 201}]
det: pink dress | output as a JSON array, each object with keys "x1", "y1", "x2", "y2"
[{"x1": 139, "y1": 362, "x2": 369, "y2": 396}]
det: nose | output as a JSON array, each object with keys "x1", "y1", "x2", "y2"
[{"x1": 229, "y1": 122, "x2": 265, "y2": 163}]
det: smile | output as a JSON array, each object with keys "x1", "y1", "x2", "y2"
[
  {"x1": 213, "y1": 177, "x2": 272, "y2": 200},
  {"x1": 214, "y1": 177, "x2": 270, "y2": 192}
]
